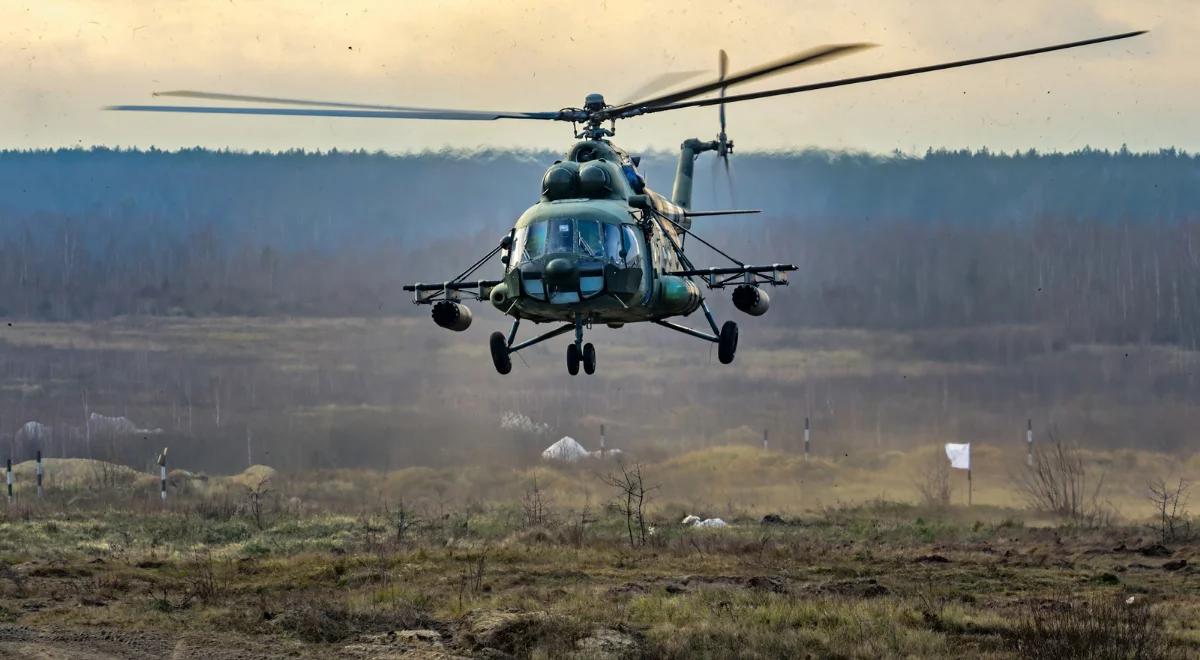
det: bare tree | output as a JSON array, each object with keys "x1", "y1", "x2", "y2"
[
  {"x1": 1146, "y1": 477, "x2": 1192, "y2": 544},
  {"x1": 521, "y1": 474, "x2": 553, "y2": 528},
  {"x1": 914, "y1": 446, "x2": 952, "y2": 508},
  {"x1": 1015, "y1": 435, "x2": 1109, "y2": 525},
  {"x1": 247, "y1": 477, "x2": 272, "y2": 530},
  {"x1": 601, "y1": 461, "x2": 657, "y2": 549},
  {"x1": 383, "y1": 498, "x2": 417, "y2": 545}
]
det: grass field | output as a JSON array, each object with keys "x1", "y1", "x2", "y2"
[
  {"x1": 0, "y1": 449, "x2": 1195, "y2": 658},
  {"x1": 0, "y1": 316, "x2": 1197, "y2": 656}
]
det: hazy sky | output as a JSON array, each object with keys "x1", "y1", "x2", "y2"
[{"x1": 1, "y1": 1, "x2": 1191, "y2": 154}]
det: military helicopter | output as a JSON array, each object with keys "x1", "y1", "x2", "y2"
[{"x1": 110, "y1": 30, "x2": 1143, "y2": 375}]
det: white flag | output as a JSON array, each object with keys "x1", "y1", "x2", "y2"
[{"x1": 944, "y1": 443, "x2": 970, "y2": 470}]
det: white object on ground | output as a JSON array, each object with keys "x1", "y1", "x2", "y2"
[{"x1": 541, "y1": 436, "x2": 590, "y2": 462}]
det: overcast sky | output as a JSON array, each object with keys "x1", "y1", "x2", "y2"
[{"x1": 1, "y1": 1, "x2": 1189, "y2": 154}]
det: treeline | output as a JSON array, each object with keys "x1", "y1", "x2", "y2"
[{"x1": 1, "y1": 146, "x2": 1199, "y2": 347}]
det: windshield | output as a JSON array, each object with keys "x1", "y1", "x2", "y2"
[
  {"x1": 577, "y1": 219, "x2": 603, "y2": 258},
  {"x1": 516, "y1": 219, "x2": 639, "y2": 264},
  {"x1": 515, "y1": 222, "x2": 547, "y2": 263},
  {"x1": 547, "y1": 219, "x2": 573, "y2": 253}
]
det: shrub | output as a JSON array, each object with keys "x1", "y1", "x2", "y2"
[{"x1": 1011, "y1": 595, "x2": 1172, "y2": 659}]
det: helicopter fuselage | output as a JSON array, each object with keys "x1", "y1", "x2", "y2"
[{"x1": 485, "y1": 140, "x2": 703, "y2": 325}]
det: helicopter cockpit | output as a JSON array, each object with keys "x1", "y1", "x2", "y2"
[{"x1": 510, "y1": 217, "x2": 644, "y2": 304}]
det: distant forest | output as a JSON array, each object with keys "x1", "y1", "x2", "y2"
[{"x1": 1, "y1": 146, "x2": 1198, "y2": 348}]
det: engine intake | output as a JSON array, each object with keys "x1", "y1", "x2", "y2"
[
  {"x1": 431, "y1": 301, "x2": 473, "y2": 331},
  {"x1": 732, "y1": 284, "x2": 770, "y2": 316}
]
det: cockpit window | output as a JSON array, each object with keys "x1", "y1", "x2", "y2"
[
  {"x1": 604, "y1": 223, "x2": 623, "y2": 267},
  {"x1": 622, "y1": 225, "x2": 643, "y2": 268},
  {"x1": 548, "y1": 219, "x2": 573, "y2": 254},
  {"x1": 525, "y1": 222, "x2": 547, "y2": 259},
  {"x1": 577, "y1": 219, "x2": 603, "y2": 259},
  {"x1": 516, "y1": 219, "x2": 643, "y2": 264}
]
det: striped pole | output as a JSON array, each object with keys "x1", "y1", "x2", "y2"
[
  {"x1": 600, "y1": 424, "x2": 606, "y2": 457},
  {"x1": 35, "y1": 451, "x2": 43, "y2": 498},
  {"x1": 159, "y1": 451, "x2": 167, "y2": 503},
  {"x1": 6, "y1": 459, "x2": 11, "y2": 502},
  {"x1": 763, "y1": 428, "x2": 769, "y2": 452},
  {"x1": 1026, "y1": 419, "x2": 1034, "y2": 467},
  {"x1": 803, "y1": 418, "x2": 810, "y2": 462}
]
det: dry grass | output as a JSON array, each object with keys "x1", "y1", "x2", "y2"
[{"x1": 0, "y1": 465, "x2": 1195, "y2": 658}]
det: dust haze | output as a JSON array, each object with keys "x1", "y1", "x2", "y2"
[
  {"x1": 3, "y1": 16, "x2": 1200, "y2": 655},
  {"x1": 1, "y1": 146, "x2": 1196, "y2": 485}
]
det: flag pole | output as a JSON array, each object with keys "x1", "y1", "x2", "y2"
[{"x1": 967, "y1": 467, "x2": 972, "y2": 506}]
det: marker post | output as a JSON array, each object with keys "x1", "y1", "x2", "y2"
[
  {"x1": 158, "y1": 449, "x2": 168, "y2": 504},
  {"x1": 1026, "y1": 419, "x2": 1034, "y2": 467}
]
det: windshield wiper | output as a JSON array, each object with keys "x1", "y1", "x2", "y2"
[{"x1": 577, "y1": 236, "x2": 598, "y2": 257}]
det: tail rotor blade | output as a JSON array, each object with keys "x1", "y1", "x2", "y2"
[
  {"x1": 723, "y1": 156, "x2": 737, "y2": 208},
  {"x1": 717, "y1": 49, "x2": 729, "y2": 136}
]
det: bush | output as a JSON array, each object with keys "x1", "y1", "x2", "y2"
[
  {"x1": 1011, "y1": 595, "x2": 1172, "y2": 659},
  {"x1": 1015, "y1": 437, "x2": 1111, "y2": 525}
]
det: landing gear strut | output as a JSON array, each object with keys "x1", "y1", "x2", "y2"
[
  {"x1": 566, "y1": 314, "x2": 598, "y2": 376},
  {"x1": 488, "y1": 315, "x2": 599, "y2": 376},
  {"x1": 652, "y1": 299, "x2": 740, "y2": 365}
]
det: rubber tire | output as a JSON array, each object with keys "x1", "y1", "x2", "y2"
[
  {"x1": 567, "y1": 343, "x2": 581, "y2": 375},
  {"x1": 717, "y1": 321, "x2": 739, "y2": 364},
  {"x1": 489, "y1": 331, "x2": 512, "y2": 375},
  {"x1": 582, "y1": 343, "x2": 596, "y2": 375}
]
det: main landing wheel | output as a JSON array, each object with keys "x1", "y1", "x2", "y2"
[
  {"x1": 718, "y1": 321, "x2": 739, "y2": 365},
  {"x1": 489, "y1": 332, "x2": 512, "y2": 375},
  {"x1": 566, "y1": 343, "x2": 581, "y2": 375},
  {"x1": 582, "y1": 342, "x2": 596, "y2": 375}
]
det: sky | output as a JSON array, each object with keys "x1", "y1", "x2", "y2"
[{"x1": 0, "y1": 1, "x2": 1192, "y2": 155}]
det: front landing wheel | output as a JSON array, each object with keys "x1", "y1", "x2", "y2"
[
  {"x1": 567, "y1": 343, "x2": 581, "y2": 375},
  {"x1": 717, "y1": 321, "x2": 739, "y2": 364},
  {"x1": 490, "y1": 332, "x2": 512, "y2": 375},
  {"x1": 582, "y1": 343, "x2": 596, "y2": 375}
]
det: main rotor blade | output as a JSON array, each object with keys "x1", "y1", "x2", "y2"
[
  {"x1": 105, "y1": 105, "x2": 566, "y2": 121},
  {"x1": 620, "y1": 71, "x2": 706, "y2": 104},
  {"x1": 684, "y1": 209, "x2": 761, "y2": 217},
  {"x1": 153, "y1": 90, "x2": 433, "y2": 111},
  {"x1": 641, "y1": 30, "x2": 1146, "y2": 115},
  {"x1": 614, "y1": 43, "x2": 874, "y2": 115}
]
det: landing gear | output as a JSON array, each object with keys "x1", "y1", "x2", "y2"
[
  {"x1": 582, "y1": 343, "x2": 596, "y2": 374},
  {"x1": 564, "y1": 315, "x2": 598, "y2": 376},
  {"x1": 490, "y1": 331, "x2": 512, "y2": 374},
  {"x1": 567, "y1": 343, "x2": 581, "y2": 375},
  {"x1": 490, "y1": 315, "x2": 600, "y2": 377},
  {"x1": 566, "y1": 313, "x2": 597, "y2": 376},
  {"x1": 718, "y1": 321, "x2": 739, "y2": 364},
  {"x1": 652, "y1": 300, "x2": 740, "y2": 366}
]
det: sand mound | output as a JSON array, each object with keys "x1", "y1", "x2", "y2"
[{"x1": 11, "y1": 458, "x2": 151, "y2": 488}]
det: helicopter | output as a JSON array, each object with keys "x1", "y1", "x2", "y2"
[{"x1": 109, "y1": 30, "x2": 1144, "y2": 375}]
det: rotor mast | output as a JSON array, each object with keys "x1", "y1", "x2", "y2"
[{"x1": 578, "y1": 93, "x2": 614, "y2": 139}]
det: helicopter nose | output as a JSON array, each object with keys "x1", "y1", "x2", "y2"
[{"x1": 544, "y1": 257, "x2": 576, "y2": 285}]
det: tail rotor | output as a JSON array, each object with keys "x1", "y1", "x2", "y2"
[{"x1": 715, "y1": 49, "x2": 735, "y2": 205}]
